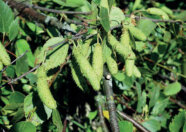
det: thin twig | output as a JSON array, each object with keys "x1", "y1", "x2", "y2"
[
  {"x1": 117, "y1": 110, "x2": 150, "y2": 132},
  {"x1": 114, "y1": 96, "x2": 136, "y2": 112},
  {"x1": 0, "y1": 64, "x2": 40, "y2": 88},
  {"x1": 97, "y1": 92, "x2": 109, "y2": 132},
  {"x1": 169, "y1": 97, "x2": 186, "y2": 109},
  {"x1": 1, "y1": 50, "x2": 28, "y2": 73},
  {"x1": 28, "y1": 4, "x2": 92, "y2": 15},
  {"x1": 103, "y1": 66, "x2": 119, "y2": 132},
  {"x1": 48, "y1": 54, "x2": 71, "y2": 88},
  {"x1": 125, "y1": 14, "x2": 184, "y2": 23},
  {"x1": 144, "y1": 57, "x2": 186, "y2": 78}
]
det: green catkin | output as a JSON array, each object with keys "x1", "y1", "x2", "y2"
[
  {"x1": 127, "y1": 26, "x2": 147, "y2": 41},
  {"x1": 92, "y1": 43, "x2": 103, "y2": 82},
  {"x1": 107, "y1": 32, "x2": 136, "y2": 60},
  {"x1": 125, "y1": 59, "x2": 134, "y2": 77},
  {"x1": 147, "y1": 7, "x2": 169, "y2": 20},
  {"x1": 37, "y1": 66, "x2": 57, "y2": 109},
  {"x1": 0, "y1": 42, "x2": 11, "y2": 66},
  {"x1": 73, "y1": 46, "x2": 100, "y2": 91},
  {"x1": 0, "y1": 61, "x2": 3, "y2": 71},
  {"x1": 43, "y1": 44, "x2": 69, "y2": 71},
  {"x1": 133, "y1": 65, "x2": 141, "y2": 78},
  {"x1": 106, "y1": 56, "x2": 118, "y2": 75},
  {"x1": 120, "y1": 26, "x2": 130, "y2": 47},
  {"x1": 81, "y1": 39, "x2": 92, "y2": 57},
  {"x1": 70, "y1": 60, "x2": 88, "y2": 91}
]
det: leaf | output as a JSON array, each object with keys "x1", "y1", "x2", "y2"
[
  {"x1": 11, "y1": 108, "x2": 25, "y2": 123},
  {"x1": 53, "y1": 0, "x2": 85, "y2": 7},
  {"x1": 142, "y1": 119, "x2": 161, "y2": 132},
  {"x1": 26, "y1": 22, "x2": 44, "y2": 34},
  {"x1": 0, "y1": 0, "x2": 14, "y2": 33},
  {"x1": 136, "y1": 83, "x2": 146, "y2": 113},
  {"x1": 119, "y1": 121, "x2": 133, "y2": 132},
  {"x1": 88, "y1": 111, "x2": 97, "y2": 121},
  {"x1": 24, "y1": 93, "x2": 52, "y2": 126},
  {"x1": 113, "y1": 71, "x2": 125, "y2": 81},
  {"x1": 109, "y1": 7, "x2": 125, "y2": 28},
  {"x1": 151, "y1": 98, "x2": 169, "y2": 115},
  {"x1": 52, "y1": 109, "x2": 63, "y2": 132},
  {"x1": 36, "y1": 37, "x2": 69, "y2": 70},
  {"x1": 15, "y1": 39, "x2": 35, "y2": 67},
  {"x1": 164, "y1": 82, "x2": 181, "y2": 96},
  {"x1": 137, "y1": 19, "x2": 157, "y2": 37},
  {"x1": 9, "y1": 121, "x2": 36, "y2": 132},
  {"x1": 5, "y1": 65, "x2": 15, "y2": 78},
  {"x1": 103, "y1": 110, "x2": 109, "y2": 120},
  {"x1": 169, "y1": 111, "x2": 186, "y2": 132},
  {"x1": 149, "y1": 85, "x2": 160, "y2": 108},
  {"x1": 9, "y1": 91, "x2": 25, "y2": 104},
  {"x1": 15, "y1": 50, "x2": 29, "y2": 76},
  {"x1": 8, "y1": 18, "x2": 20, "y2": 41},
  {"x1": 100, "y1": 0, "x2": 110, "y2": 32}
]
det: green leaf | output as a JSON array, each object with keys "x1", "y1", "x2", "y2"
[
  {"x1": 151, "y1": 98, "x2": 169, "y2": 115},
  {"x1": 8, "y1": 18, "x2": 20, "y2": 41},
  {"x1": 24, "y1": 93, "x2": 52, "y2": 126},
  {"x1": 26, "y1": 73, "x2": 37, "y2": 84},
  {"x1": 52, "y1": 109, "x2": 63, "y2": 132},
  {"x1": 11, "y1": 108, "x2": 25, "y2": 123},
  {"x1": 0, "y1": 0, "x2": 14, "y2": 33},
  {"x1": 164, "y1": 82, "x2": 181, "y2": 96},
  {"x1": 169, "y1": 111, "x2": 186, "y2": 132},
  {"x1": 5, "y1": 65, "x2": 15, "y2": 78},
  {"x1": 163, "y1": 31, "x2": 171, "y2": 42},
  {"x1": 9, "y1": 91, "x2": 25, "y2": 104},
  {"x1": 109, "y1": 7, "x2": 125, "y2": 28},
  {"x1": 137, "y1": 19, "x2": 157, "y2": 37},
  {"x1": 26, "y1": 22, "x2": 44, "y2": 34},
  {"x1": 100, "y1": 0, "x2": 110, "y2": 32},
  {"x1": 142, "y1": 119, "x2": 161, "y2": 132},
  {"x1": 10, "y1": 121, "x2": 36, "y2": 132},
  {"x1": 15, "y1": 39, "x2": 35, "y2": 67},
  {"x1": 88, "y1": 111, "x2": 97, "y2": 121},
  {"x1": 113, "y1": 71, "x2": 125, "y2": 81},
  {"x1": 119, "y1": 121, "x2": 133, "y2": 132},
  {"x1": 136, "y1": 83, "x2": 146, "y2": 113},
  {"x1": 15, "y1": 50, "x2": 29, "y2": 76},
  {"x1": 53, "y1": 0, "x2": 85, "y2": 7},
  {"x1": 149, "y1": 85, "x2": 160, "y2": 108}
]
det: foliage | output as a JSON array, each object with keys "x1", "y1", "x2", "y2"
[{"x1": 0, "y1": 0, "x2": 185, "y2": 131}]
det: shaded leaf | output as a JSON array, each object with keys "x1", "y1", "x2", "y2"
[
  {"x1": 164, "y1": 82, "x2": 181, "y2": 96},
  {"x1": 0, "y1": 0, "x2": 14, "y2": 33},
  {"x1": 10, "y1": 121, "x2": 36, "y2": 132},
  {"x1": 52, "y1": 109, "x2": 63, "y2": 132},
  {"x1": 8, "y1": 18, "x2": 20, "y2": 41}
]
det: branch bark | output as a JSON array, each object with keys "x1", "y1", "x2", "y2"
[{"x1": 103, "y1": 66, "x2": 119, "y2": 132}]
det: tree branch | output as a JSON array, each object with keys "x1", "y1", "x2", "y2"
[
  {"x1": 103, "y1": 66, "x2": 119, "y2": 132},
  {"x1": 27, "y1": 4, "x2": 92, "y2": 15},
  {"x1": 117, "y1": 110, "x2": 150, "y2": 132}
]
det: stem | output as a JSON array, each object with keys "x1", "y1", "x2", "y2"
[
  {"x1": 117, "y1": 110, "x2": 150, "y2": 132},
  {"x1": 103, "y1": 66, "x2": 119, "y2": 132}
]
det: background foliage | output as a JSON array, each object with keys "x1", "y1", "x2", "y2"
[{"x1": 0, "y1": 0, "x2": 186, "y2": 132}]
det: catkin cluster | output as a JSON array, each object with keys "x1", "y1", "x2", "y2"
[
  {"x1": 0, "y1": 42, "x2": 11, "y2": 71},
  {"x1": 107, "y1": 24, "x2": 144, "y2": 78},
  {"x1": 36, "y1": 37, "x2": 69, "y2": 109}
]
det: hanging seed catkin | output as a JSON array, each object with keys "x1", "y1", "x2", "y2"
[
  {"x1": 37, "y1": 66, "x2": 57, "y2": 109},
  {"x1": 70, "y1": 60, "x2": 88, "y2": 91},
  {"x1": 128, "y1": 26, "x2": 147, "y2": 41},
  {"x1": 106, "y1": 56, "x2": 118, "y2": 75},
  {"x1": 0, "y1": 42, "x2": 11, "y2": 66},
  {"x1": 92, "y1": 43, "x2": 103, "y2": 81},
  {"x1": 73, "y1": 46, "x2": 100, "y2": 91}
]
